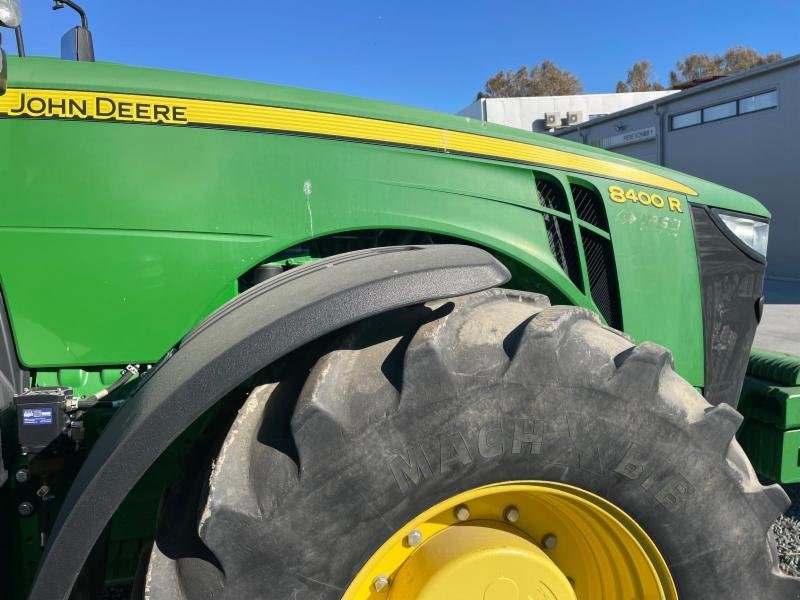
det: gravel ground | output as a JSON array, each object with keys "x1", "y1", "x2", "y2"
[{"x1": 774, "y1": 484, "x2": 800, "y2": 576}]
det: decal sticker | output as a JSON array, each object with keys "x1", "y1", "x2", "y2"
[
  {"x1": 22, "y1": 407, "x2": 54, "y2": 426},
  {"x1": 608, "y1": 185, "x2": 684, "y2": 212},
  {"x1": 0, "y1": 87, "x2": 699, "y2": 197}
]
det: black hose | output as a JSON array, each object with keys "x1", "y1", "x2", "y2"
[
  {"x1": 68, "y1": 365, "x2": 138, "y2": 411},
  {"x1": 79, "y1": 399, "x2": 126, "y2": 409}
]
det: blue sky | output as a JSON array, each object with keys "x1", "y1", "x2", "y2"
[{"x1": 11, "y1": 0, "x2": 800, "y2": 113}]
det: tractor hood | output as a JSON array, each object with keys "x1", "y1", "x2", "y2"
[{"x1": 2, "y1": 57, "x2": 769, "y2": 220}]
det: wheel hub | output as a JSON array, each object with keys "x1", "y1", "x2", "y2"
[
  {"x1": 389, "y1": 523, "x2": 575, "y2": 599},
  {"x1": 343, "y1": 481, "x2": 677, "y2": 599}
]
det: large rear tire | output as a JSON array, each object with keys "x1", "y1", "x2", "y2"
[{"x1": 145, "y1": 290, "x2": 797, "y2": 599}]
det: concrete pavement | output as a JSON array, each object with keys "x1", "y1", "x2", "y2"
[
  {"x1": 753, "y1": 279, "x2": 800, "y2": 354},
  {"x1": 754, "y1": 304, "x2": 800, "y2": 354}
]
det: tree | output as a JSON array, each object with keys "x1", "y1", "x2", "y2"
[
  {"x1": 615, "y1": 60, "x2": 665, "y2": 93},
  {"x1": 669, "y1": 47, "x2": 782, "y2": 86},
  {"x1": 722, "y1": 46, "x2": 782, "y2": 74},
  {"x1": 478, "y1": 60, "x2": 582, "y2": 99}
]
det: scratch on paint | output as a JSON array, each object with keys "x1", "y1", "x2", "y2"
[{"x1": 303, "y1": 180, "x2": 314, "y2": 237}]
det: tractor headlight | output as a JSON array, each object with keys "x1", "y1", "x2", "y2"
[{"x1": 716, "y1": 211, "x2": 769, "y2": 258}]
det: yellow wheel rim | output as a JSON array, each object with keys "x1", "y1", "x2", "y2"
[{"x1": 342, "y1": 481, "x2": 677, "y2": 600}]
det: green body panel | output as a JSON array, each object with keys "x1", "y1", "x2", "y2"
[
  {"x1": 600, "y1": 180, "x2": 702, "y2": 380},
  {"x1": 1, "y1": 56, "x2": 765, "y2": 385}
]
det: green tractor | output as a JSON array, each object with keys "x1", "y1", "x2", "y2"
[{"x1": 0, "y1": 2, "x2": 798, "y2": 599}]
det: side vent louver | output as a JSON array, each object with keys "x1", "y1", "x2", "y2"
[
  {"x1": 571, "y1": 184, "x2": 622, "y2": 329},
  {"x1": 535, "y1": 177, "x2": 623, "y2": 328},
  {"x1": 582, "y1": 229, "x2": 622, "y2": 328},
  {"x1": 536, "y1": 178, "x2": 571, "y2": 213},
  {"x1": 571, "y1": 184, "x2": 609, "y2": 230},
  {"x1": 536, "y1": 178, "x2": 583, "y2": 291}
]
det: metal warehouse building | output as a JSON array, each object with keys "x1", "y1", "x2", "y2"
[
  {"x1": 458, "y1": 90, "x2": 676, "y2": 131},
  {"x1": 553, "y1": 56, "x2": 800, "y2": 296}
]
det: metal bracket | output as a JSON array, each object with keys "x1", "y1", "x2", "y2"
[{"x1": 28, "y1": 244, "x2": 510, "y2": 600}]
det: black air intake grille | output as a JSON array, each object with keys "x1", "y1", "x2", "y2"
[
  {"x1": 571, "y1": 184, "x2": 608, "y2": 230},
  {"x1": 582, "y1": 229, "x2": 622, "y2": 329},
  {"x1": 536, "y1": 178, "x2": 570, "y2": 214},
  {"x1": 543, "y1": 214, "x2": 583, "y2": 291},
  {"x1": 536, "y1": 178, "x2": 582, "y2": 290}
]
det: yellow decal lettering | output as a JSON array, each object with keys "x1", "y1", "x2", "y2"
[
  {"x1": 668, "y1": 197, "x2": 683, "y2": 213},
  {"x1": 95, "y1": 97, "x2": 116, "y2": 118},
  {"x1": 172, "y1": 105, "x2": 188, "y2": 123},
  {"x1": 609, "y1": 186, "x2": 626, "y2": 203},
  {"x1": 3, "y1": 91, "x2": 190, "y2": 125},
  {"x1": 608, "y1": 185, "x2": 685, "y2": 213}
]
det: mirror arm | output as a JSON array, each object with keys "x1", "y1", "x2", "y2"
[
  {"x1": 53, "y1": 0, "x2": 88, "y2": 29},
  {"x1": 13, "y1": 24, "x2": 23, "y2": 57},
  {"x1": 0, "y1": 32, "x2": 6, "y2": 97}
]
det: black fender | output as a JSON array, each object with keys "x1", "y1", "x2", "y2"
[{"x1": 28, "y1": 245, "x2": 510, "y2": 600}]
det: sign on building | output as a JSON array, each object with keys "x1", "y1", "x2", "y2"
[{"x1": 601, "y1": 126, "x2": 656, "y2": 149}]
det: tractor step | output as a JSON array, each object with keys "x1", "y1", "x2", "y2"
[{"x1": 738, "y1": 349, "x2": 800, "y2": 483}]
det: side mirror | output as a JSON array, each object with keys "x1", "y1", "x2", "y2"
[
  {"x1": 60, "y1": 26, "x2": 94, "y2": 62},
  {"x1": 54, "y1": 1, "x2": 94, "y2": 62}
]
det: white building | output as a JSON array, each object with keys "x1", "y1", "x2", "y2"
[{"x1": 458, "y1": 91, "x2": 677, "y2": 132}]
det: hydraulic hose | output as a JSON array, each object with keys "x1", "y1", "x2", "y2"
[{"x1": 65, "y1": 365, "x2": 139, "y2": 411}]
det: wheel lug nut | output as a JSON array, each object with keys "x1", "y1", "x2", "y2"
[
  {"x1": 541, "y1": 533, "x2": 558, "y2": 549},
  {"x1": 503, "y1": 505, "x2": 520, "y2": 523},
  {"x1": 373, "y1": 574, "x2": 390, "y2": 592},
  {"x1": 15, "y1": 469, "x2": 30, "y2": 483},
  {"x1": 406, "y1": 528, "x2": 423, "y2": 547},
  {"x1": 454, "y1": 504, "x2": 470, "y2": 522},
  {"x1": 17, "y1": 501, "x2": 34, "y2": 517}
]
